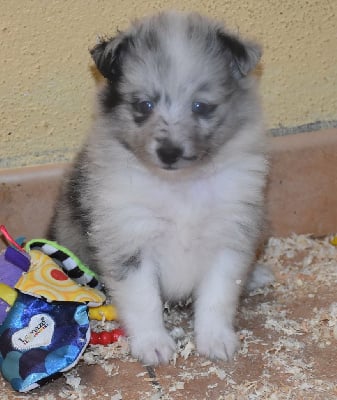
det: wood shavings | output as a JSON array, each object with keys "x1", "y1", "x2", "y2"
[
  {"x1": 168, "y1": 381, "x2": 185, "y2": 391},
  {"x1": 179, "y1": 341, "x2": 195, "y2": 360},
  {"x1": 83, "y1": 336, "x2": 133, "y2": 365},
  {"x1": 110, "y1": 391, "x2": 123, "y2": 400},
  {"x1": 64, "y1": 370, "x2": 84, "y2": 391}
]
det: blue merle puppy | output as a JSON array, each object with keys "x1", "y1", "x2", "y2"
[{"x1": 49, "y1": 11, "x2": 271, "y2": 365}]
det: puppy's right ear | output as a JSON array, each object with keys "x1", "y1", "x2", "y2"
[
  {"x1": 217, "y1": 31, "x2": 262, "y2": 80},
  {"x1": 90, "y1": 34, "x2": 131, "y2": 81}
]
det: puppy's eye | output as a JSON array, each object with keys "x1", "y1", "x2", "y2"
[
  {"x1": 134, "y1": 100, "x2": 155, "y2": 115},
  {"x1": 191, "y1": 102, "x2": 216, "y2": 117}
]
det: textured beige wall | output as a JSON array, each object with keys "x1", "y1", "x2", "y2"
[{"x1": 1, "y1": 1, "x2": 336, "y2": 168}]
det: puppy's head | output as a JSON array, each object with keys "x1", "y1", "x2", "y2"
[{"x1": 90, "y1": 11, "x2": 262, "y2": 171}]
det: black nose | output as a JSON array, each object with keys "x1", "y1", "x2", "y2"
[{"x1": 156, "y1": 142, "x2": 183, "y2": 166}]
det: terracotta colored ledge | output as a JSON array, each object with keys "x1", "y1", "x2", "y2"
[
  {"x1": 266, "y1": 128, "x2": 337, "y2": 237},
  {"x1": 0, "y1": 128, "x2": 336, "y2": 244}
]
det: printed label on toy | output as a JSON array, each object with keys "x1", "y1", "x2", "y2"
[{"x1": 12, "y1": 313, "x2": 55, "y2": 351}]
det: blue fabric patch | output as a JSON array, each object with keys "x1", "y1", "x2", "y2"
[{"x1": 0, "y1": 293, "x2": 90, "y2": 392}]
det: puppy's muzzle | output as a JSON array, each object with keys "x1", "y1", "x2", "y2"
[{"x1": 156, "y1": 139, "x2": 183, "y2": 167}]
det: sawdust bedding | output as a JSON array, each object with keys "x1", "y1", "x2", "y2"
[{"x1": 2, "y1": 234, "x2": 337, "y2": 399}]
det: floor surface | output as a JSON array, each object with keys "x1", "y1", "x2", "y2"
[{"x1": 1, "y1": 234, "x2": 337, "y2": 399}]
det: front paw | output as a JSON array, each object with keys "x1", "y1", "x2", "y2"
[
  {"x1": 129, "y1": 329, "x2": 176, "y2": 365},
  {"x1": 195, "y1": 325, "x2": 239, "y2": 361}
]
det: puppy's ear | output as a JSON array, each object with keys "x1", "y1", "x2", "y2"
[
  {"x1": 90, "y1": 33, "x2": 132, "y2": 81},
  {"x1": 217, "y1": 31, "x2": 262, "y2": 79}
]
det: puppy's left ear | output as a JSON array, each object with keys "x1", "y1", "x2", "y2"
[
  {"x1": 217, "y1": 31, "x2": 262, "y2": 79},
  {"x1": 90, "y1": 33, "x2": 131, "y2": 81}
]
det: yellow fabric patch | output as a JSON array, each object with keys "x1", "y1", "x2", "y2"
[
  {"x1": 88, "y1": 304, "x2": 118, "y2": 321},
  {"x1": 15, "y1": 250, "x2": 105, "y2": 306},
  {"x1": 0, "y1": 283, "x2": 18, "y2": 306}
]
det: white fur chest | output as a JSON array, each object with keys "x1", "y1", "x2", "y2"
[
  {"x1": 145, "y1": 178, "x2": 217, "y2": 299},
  {"x1": 95, "y1": 154, "x2": 266, "y2": 300},
  {"x1": 126, "y1": 166, "x2": 254, "y2": 299}
]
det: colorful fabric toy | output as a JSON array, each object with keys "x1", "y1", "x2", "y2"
[
  {"x1": 25, "y1": 239, "x2": 102, "y2": 290},
  {"x1": 15, "y1": 250, "x2": 105, "y2": 306},
  {"x1": 88, "y1": 304, "x2": 118, "y2": 321},
  {"x1": 0, "y1": 226, "x2": 107, "y2": 392},
  {"x1": 0, "y1": 293, "x2": 90, "y2": 392},
  {"x1": 0, "y1": 246, "x2": 30, "y2": 324},
  {"x1": 90, "y1": 328, "x2": 125, "y2": 345}
]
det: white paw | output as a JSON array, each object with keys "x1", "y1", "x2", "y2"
[
  {"x1": 196, "y1": 326, "x2": 239, "y2": 361},
  {"x1": 129, "y1": 329, "x2": 176, "y2": 365}
]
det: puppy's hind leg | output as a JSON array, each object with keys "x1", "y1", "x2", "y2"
[
  {"x1": 245, "y1": 263, "x2": 274, "y2": 292},
  {"x1": 110, "y1": 254, "x2": 176, "y2": 365}
]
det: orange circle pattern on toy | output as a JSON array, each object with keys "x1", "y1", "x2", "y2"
[
  {"x1": 15, "y1": 250, "x2": 105, "y2": 305},
  {"x1": 50, "y1": 269, "x2": 68, "y2": 281}
]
